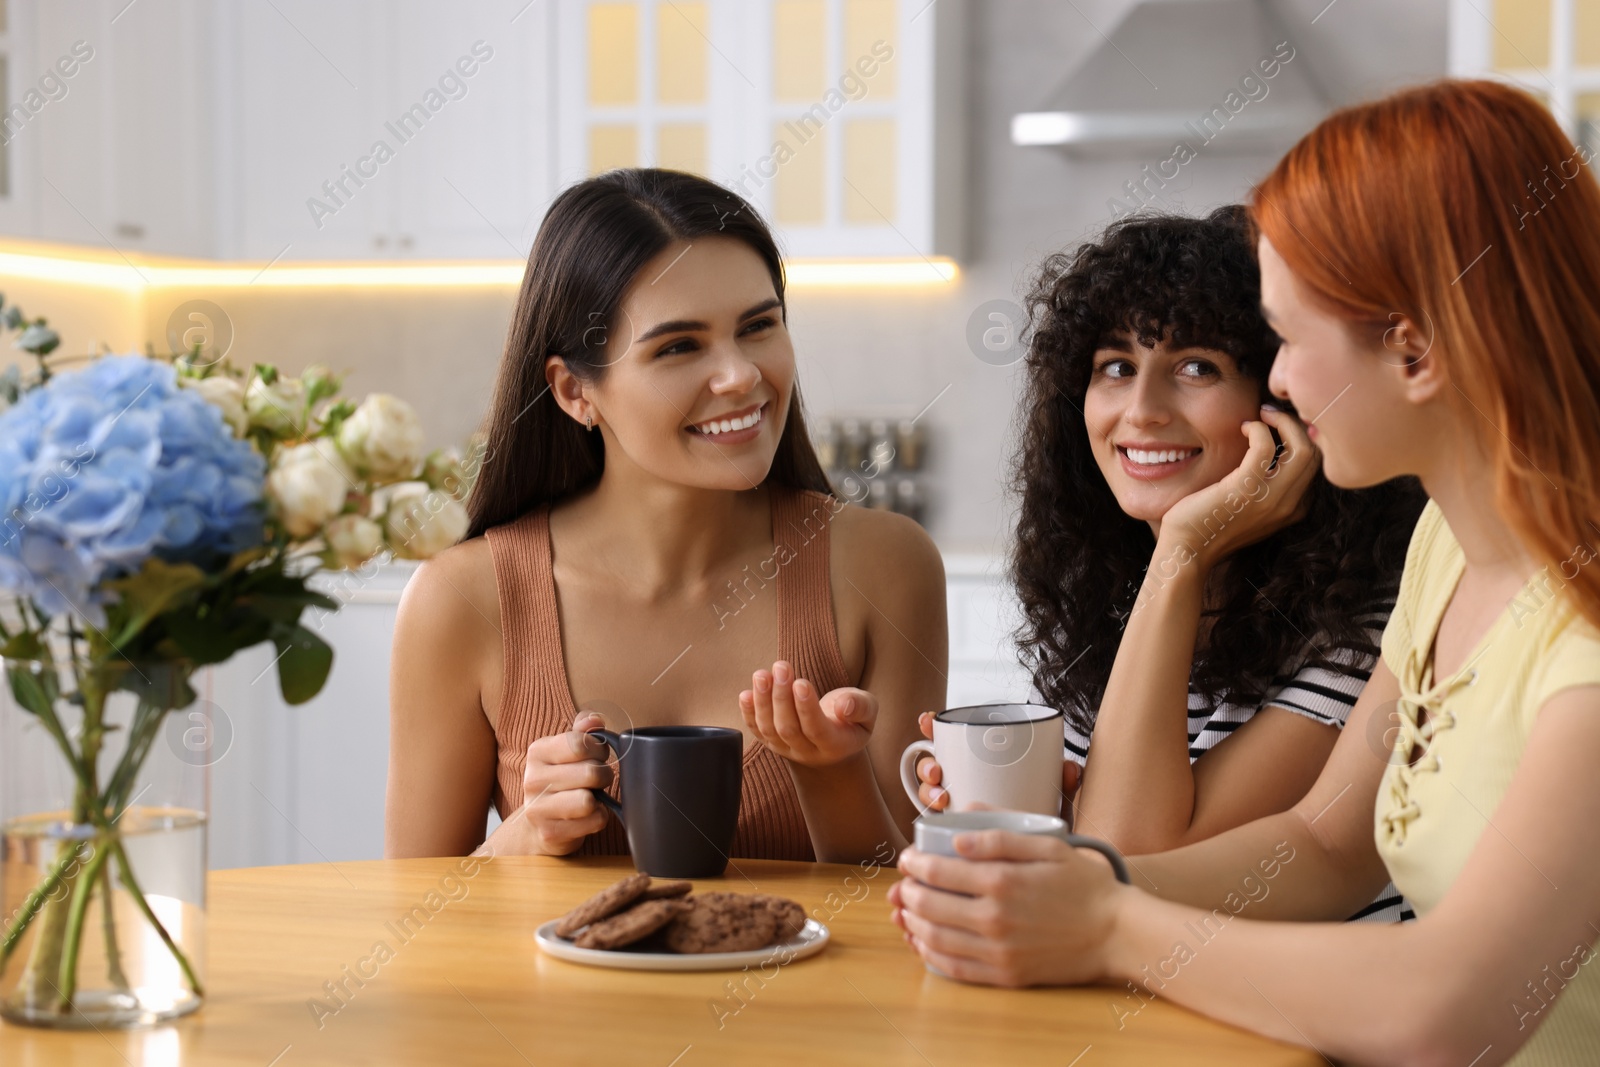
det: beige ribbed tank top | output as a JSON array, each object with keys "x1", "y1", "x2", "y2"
[{"x1": 485, "y1": 486, "x2": 850, "y2": 861}]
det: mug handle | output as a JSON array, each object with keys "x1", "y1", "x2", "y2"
[
  {"x1": 898, "y1": 739, "x2": 937, "y2": 809},
  {"x1": 1057, "y1": 831, "x2": 1131, "y2": 885},
  {"x1": 586, "y1": 728, "x2": 625, "y2": 824}
]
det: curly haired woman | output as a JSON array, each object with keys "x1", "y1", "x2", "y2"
[{"x1": 914, "y1": 206, "x2": 1424, "y2": 921}]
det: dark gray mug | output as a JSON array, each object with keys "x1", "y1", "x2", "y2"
[{"x1": 588, "y1": 726, "x2": 742, "y2": 878}]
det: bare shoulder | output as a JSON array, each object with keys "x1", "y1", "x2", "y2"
[
  {"x1": 829, "y1": 502, "x2": 945, "y2": 602},
  {"x1": 396, "y1": 535, "x2": 500, "y2": 643}
]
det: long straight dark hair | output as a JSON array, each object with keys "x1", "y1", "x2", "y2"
[{"x1": 465, "y1": 168, "x2": 832, "y2": 539}]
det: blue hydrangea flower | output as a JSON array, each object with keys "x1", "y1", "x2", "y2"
[{"x1": 0, "y1": 355, "x2": 266, "y2": 623}]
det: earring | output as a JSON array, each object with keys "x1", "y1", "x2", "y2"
[{"x1": 585, "y1": 413, "x2": 594, "y2": 431}]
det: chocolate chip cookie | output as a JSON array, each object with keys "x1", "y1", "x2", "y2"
[
  {"x1": 574, "y1": 898, "x2": 690, "y2": 950},
  {"x1": 755, "y1": 895, "x2": 807, "y2": 940},
  {"x1": 639, "y1": 879, "x2": 693, "y2": 900},
  {"x1": 664, "y1": 892, "x2": 780, "y2": 953},
  {"x1": 554, "y1": 873, "x2": 652, "y2": 938}
]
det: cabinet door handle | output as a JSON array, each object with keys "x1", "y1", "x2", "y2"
[
  {"x1": 373, "y1": 235, "x2": 388, "y2": 248},
  {"x1": 399, "y1": 235, "x2": 414, "y2": 249}
]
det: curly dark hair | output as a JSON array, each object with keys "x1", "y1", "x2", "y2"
[{"x1": 1011, "y1": 205, "x2": 1427, "y2": 737}]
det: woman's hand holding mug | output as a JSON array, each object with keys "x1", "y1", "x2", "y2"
[
  {"x1": 908, "y1": 708, "x2": 1082, "y2": 815},
  {"x1": 514, "y1": 711, "x2": 615, "y2": 856},
  {"x1": 739, "y1": 659, "x2": 878, "y2": 767}
]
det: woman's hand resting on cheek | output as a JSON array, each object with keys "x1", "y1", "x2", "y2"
[
  {"x1": 510, "y1": 711, "x2": 615, "y2": 856},
  {"x1": 1155, "y1": 405, "x2": 1320, "y2": 574},
  {"x1": 888, "y1": 830, "x2": 1127, "y2": 987},
  {"x1": 912, "y1": 712, "x2": 1084, "y2": 813},
  {"x1": 740, "y1": 660, "x2": 877, "y2": 767}
]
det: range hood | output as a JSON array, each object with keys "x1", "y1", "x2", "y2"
[{"x1": 1011, "y1": 0, "x2": 1328, "y2": 155}]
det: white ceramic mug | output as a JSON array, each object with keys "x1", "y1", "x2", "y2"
[{"x1": 898, "y1": 703, "x2": 1064, "y2": 816}]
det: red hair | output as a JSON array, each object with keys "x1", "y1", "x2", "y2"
[{"x1": 1252, "y1": 79, "x2": 1600, "y2": 629}]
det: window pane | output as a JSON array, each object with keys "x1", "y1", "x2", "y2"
[
  {"x1": 845, "y1": 0, "x2": 896, "y2": 98},
  {"x1": 590, "y1": 124, "x2": 638, "y2": 174},
  {"x1": 843, "y1": 118, "x2": 894, "y2": 223},
  {"x1": 658, "y1": 122, "x2": 707, "y2": 174},
  {"x1": 1493, "y1": 0, "x2": 1550, "y2": 69},
  {"x1": 774, "y1": 0, "x2": 826, "y2": 101},
  {"x1": 773, "y1": 120, "x2": 825, "y2": 224},
  {"x1": 589, "y1": 4, "x2": 638, "y2": 106},
  {"x1": 1578, "y1": 0, "x2": 1600, "y2": 65},
  {"x1": 658, "y1": 1, "x2": 708, "y2": 104}
]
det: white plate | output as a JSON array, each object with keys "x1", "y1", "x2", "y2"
[{"x1": 536, "y1": 917, "x2": 830, "y2": 972}]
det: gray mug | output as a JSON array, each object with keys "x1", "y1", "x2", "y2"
[{"x1": 914, "y1": 810, "x2": 1130, "y2": 884}]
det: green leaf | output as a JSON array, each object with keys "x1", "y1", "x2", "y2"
[
  {"x1": 102, "y1": 559, "x2": 208, "y2": 648},
  {"x1": 271, "y1": 624, "x2": 333, "y2": 705},
  {"x1": 113, "y1": 663, "x2": 198, "y2": 712},
  {"x1": 1, "y1": 629, "x2": 44, "y2": 660},
  {"x1": 161, "y1": 609, "x2": 254, "y2": 665},
  {"x1": 240, "y1": 593, "x2": 334, "y2": 625},
  {"x1": 6, "y1": 662, "x2": 58, "y2": 719},
  {"x1": 3, "y1": 306, "x2": 23, "y2": 330}
]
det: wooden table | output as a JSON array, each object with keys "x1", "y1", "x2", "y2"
[{"x1": 1, "y1": 855, "x2": 1320, "y2": 1066}]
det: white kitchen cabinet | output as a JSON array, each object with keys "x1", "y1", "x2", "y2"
[
  {"x1": 0, "y1": 0, "x2": 37, "y2": 237},
  {"x1": 0, "y1": 0, "x2": 958, "y2": 261},
  {"x1": 204, "y1": 551, "x2": 1026, "y2": 869},
  {"x1": 11, "y1": 0, "x2": 215, "y2": 256},
  {"x1": 101, "y1": 0, "x2": 215, "y2": 257},
  {"x1": 944, "y1": 553, "x2": 1033, "y2": 707},
  {"x1": 217, "y1": 0, "x2": 387, "y2": 260},
  {"x1": 217, "y1": 0, "x2": 554, "y2": 261},
  {"x1": 387, "y1": 2, "x2": 556, "y2": 259},
  {"x1": 206, "y1": 562, "x2": 413, "y2": 870},
  {"x1": 553, "y1": 0, "x2": 965, "y2": 259}
]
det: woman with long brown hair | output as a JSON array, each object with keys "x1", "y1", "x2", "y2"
[
  {"x1": 891, "y1": 80, "x2": 1600, "y2": 1065},
  {"x1": 386, "y1": 169, "x2": 943, "y2": 864}
]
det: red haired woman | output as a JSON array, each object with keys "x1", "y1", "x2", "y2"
[{"x1": 890, "y1": 79, "x2": 1600, "y2": 1066}]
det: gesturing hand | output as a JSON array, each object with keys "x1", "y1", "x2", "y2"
[
  {"x1": 1156, "y1": 405, "x2": 1320, "y2": 573},
  {"x1": 739, "y1": 660, "x2": 877, "y2": 767}
]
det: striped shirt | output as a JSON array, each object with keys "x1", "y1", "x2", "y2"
[{"x1": 1059, "y1": 604, "x2": 1415, "y2": 925}]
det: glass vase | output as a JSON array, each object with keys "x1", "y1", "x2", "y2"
[{"x1": 0, "y1": 655, "x2": 209, "y2": 1029}]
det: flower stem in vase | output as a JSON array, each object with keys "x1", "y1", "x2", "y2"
[
  {"x1": 111, "y1": 841, "x2": 204, "y2": 997},
  {"x1": 0, "y1": 840, "x2": 86, "y2": 972},
  {"x1": 16, "y1": 856, "x2": 82, "y2": 1011},
  {"x1": 53, "y1": 835, "x2": 114, "y2": 1011},
  {"x1": 99, "y1": 864, "x2": 129, "y2": 991}
]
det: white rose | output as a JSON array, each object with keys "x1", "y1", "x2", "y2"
[
  {"x1": 182, "y1": 375, "x2": 248, "y2": 436},
  {"x1": 324, "y1": 513, "x2": 385, "y2": 569},
  {"x1": 338, "y1": 394, "x2": 426, "y2": 483},
  {"x1": 267, "y1": 441, "x2": 351, "y2": 538},
  {"x1": 383, "y1": 481, "x2": 469, "y2": 559},
  {"x1": 245, "y1": 374, "x2": 307, "y2": 435}
]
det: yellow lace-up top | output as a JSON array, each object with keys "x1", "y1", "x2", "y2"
[{"x1": 1375, "y1": 501, "x2": 1600, "y2": 1066}]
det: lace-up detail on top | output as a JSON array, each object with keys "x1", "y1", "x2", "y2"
[{"x1": 1379, "y1": 648, "x2": 1477, "y2": 845}]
